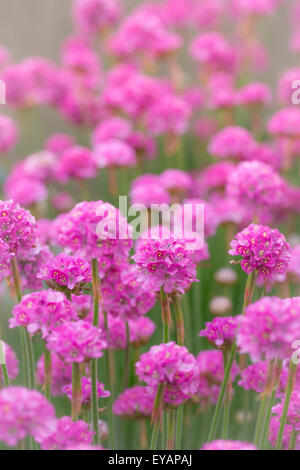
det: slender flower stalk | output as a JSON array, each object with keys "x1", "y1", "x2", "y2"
[
  {"x1": 221, "y1": 350, "x2": 231, "y2": 439},
  {"x1": 173, "y1": 296, "x2": 184, "y2": 346},
  {"x1": 91, "y1": 258, "x2": 100, "y2": 445},
  {"x1": 160, "y1": 287, "x2": 171, "y2": 343},
  {"x1": 166, "y1": 409, "x2": 176, "y2": 450},
  {"x1": 289, "y1": 430, "x2": 298, "y2": 450},
  {"x1": 253, "y1": 360, "x2": 275, "y2": 447},
  {"x1": 275, "y1": 360, "x2": 298, "y2": 450},
  {"x1": 43, "y1": 345, "x2": 52, "y2": 402},
  {"x1": 71, "y1": 363, "x2": 82, "y2": 420},
  {"x1": 207, "y1": 271, "x2": 256, "y2": 441},
  {"x1": 123, "y1": 321, "x2": 131, "y2": 389},
  {"x1": 150, "y1": 383, "x2": 165, "y2": 450},
  {"x1": 261, "y1": 359, "x2": 283, "y2": 449}
]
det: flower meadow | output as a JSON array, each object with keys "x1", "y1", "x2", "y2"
[{"x1": 3, "y1": 0, "x2": 300, "y2": 453}]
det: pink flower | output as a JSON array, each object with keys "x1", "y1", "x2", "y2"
[
  {"x1": 199, "y1": 316, "x2": 239, "y2": 350},
  {"x1": 237, "y1": 297, "x2": 300, "y2": 361},
  {"x1": 40, "y1": 416, "x2": 94, "y2": 450},
  {"x1": 46, "y1": 320, "x2": 106, "y2": 363},
  {"x1": 201, "y1": 440, "x2": 257, "y2": 450},
  {"x1": 113, "y1": 386, "x2": 154, "y2": 419},
  {"x1": 230, "y1": 0, "x2": 279, "y2": 17},
  {"x1": 45, "y1": 133, "x2": 75, "y2": 155},
  {"x1": 0, "y1": 115, "x2": 18, "y2": 153},
  {"x1": 0, "y1": 386, "x2": 56, "y2": 447},
  {"x1": 36, "y1": 353, "x2": 72, "y2": 396},
  {"x1": 189, "y1": 32, "x2": 236, "y2": 72},
  {"x1": 145, "y1": 93, "x2": 191, "y2": 136},
  {"x1": 10, "y1": 290, "x2": 78, "y2": 338},
  {"x1": 208, "y1": 126, "x2": 256, "y2": 160},
  {"x1": 130, "y1": 178, "x2": 171, "y2": 207},
  {"x1": 91, "y1": 117, "x2": 132, "y2": 146},
  {"x1": 237, "y1": 81, "x2": 272, "y2": 107},
  {"x1": 63, "y1": 376, "x2": 110, "y2": 406},
  {"x1": 93, "y1": 139, "x2": 137, "y2": 168},
  {"x1": 72, "y1": 0, "x2": 121, "y2": 35},
  {"x1": 268, "y1": 108, "x2": 300, "y2": 137},
  {"x1": 229, "y1": 224, "x2": 291, "y2": 283},
  {"x1": 159, "y1": 169, "x2": 192, "y2": 195},
  {"x1": 38, "y1": 252, "x2": 92, "y2": 292},
  {"x1": 55, "y1": 145, "x2": 97, "y2": 182},
  {"x1": 17, "y1": 243, "x2": 54, "y2": 291}
]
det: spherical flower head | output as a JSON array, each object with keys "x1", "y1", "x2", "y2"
[
  {"x1": 57, "y1": 200, "x2": 132, "y2": 260},
  {"x1": 145, "y1": 94, "x2": 191, "y2": 136},
  {"x1": 135, "y1": 341, "x2": 197, "y2": 400},
  {"x1": 196, "y1": 162, "x2": 235, "y2": 196},
  {"x1": 99, "y1": 314, "x2": 155, "y2": 349},
  {"x1": 55, "y1": 145, "x2": 97, "y2": 183},
  {"x1": 113, "y1": 386, "x2": 154, "y2": 419},
  {"x1": 226, "y1": 161, "x2": 285, "y2": 215},
  {"x1": 0, "y1": 386, "x2": 56, "y2": 447},
  {"x1": 244, "y1": 143, "x2": 280, "y2": 169},
  {"x1": 159, "y1": 169, "x2": 192, "y2": 195},
  {"x1": 38, "y1": 252, "x2": 92, "y2": 294},
  {"x1": 52, "y1": 191, "x2": 75, "y2": 212},
  {"x1": 193, "y1": 0, "x2": 224, "y2": 29},
  {"x1": 4, "y1": 177, "x2": 48, "y2": 208},
  {"x1": 238, "y1": 360, "x2": 289, "y2": 396},
  {"x1": 36, "y1": 353, "x2": 72, "y2": 396},
  {"x1": 40, "y1": 416, "x2": 94, "y2": 450},
  {"x1": 10, "y1": 290, "x2": 78, "y2": 338},
  {"x1": 0, "y1": 341, "x2": 19, "y2": 383},
  {"x1": 201, "y1": 440, "x2": 257, "y2": 450},
  {"x1": 46, "y1": 319, "x2": 106, "y2": 363},
  {"x1": 0, "y1": 199, "x2": 37, "y2": 257},
  {"x1": 17, "y1": 243, "x2": 53, "y2": 291},
  {"x1": 45, "y1": 133, "x2": 75, "y2": 155},
  {"x1": 237, "y1": 81, "x2": 272, "y2": 107},
  {"x1": 199, "y1": 315, "x2": 239, "y2": 350},
  {"x1": 267, "y1": 108, "x2": 300, "y2": 137},
  {"x1": 208, "y1": 126, "x2": 256, "y2": 161},
  {"x1": 91, "y1": 117, "x2": 132, "y2": 146},
  {"x1": 229, "y1": 224, "x2": 291, "y2": 283},
  {"x1": 130, "y1": 180, "x2": 171, "y2": 208},
  {"x1": 237, "y1": 297, "x2": 300, "y2": 362},
  {"x1": 269, "y1": 416, "x2": 294, "y2": 450},
  {"x1": 129, "y1": 316, "x2": 156, "y2": 348},
  {"x1": 0, "y1": 115, "x2": 18, "y2": 153},
  {"x1": 72, "y1": 0, "x2": 121, "y2": 35},
  {"x1": 63, "y1": 376, "x2": 110, "y2": 407},
  {"x1": 230, "y1": 0, "x2": 279, "y2": 17},
  {"x1": 272, "y1": 390, "x2": 300, "y2": 434},
  {"x1": 189, "y1": 32, "x2": 235, "y2": 72},
  {"x1": 93, "y1": 139, "x2": 137, "y2": 168},
  {"x1": 132, "y1": 237, "x2": 197, "y2": 295}
]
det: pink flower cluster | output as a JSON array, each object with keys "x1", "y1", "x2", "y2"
[
  {"x1": 199, "y1": 315, "x2": 239, "y2": 350},
  {"x1": 63, "y1": 376, "x2": 110, "y2": 406},
  {"x1": 113, "y1": 386, "x2": 154, "y2": 419}
]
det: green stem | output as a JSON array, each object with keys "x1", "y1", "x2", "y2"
[
  {"x1": 104, "y1": 310, "x2": 116, "y2": 450},
  {"x1": 160, "y1": 288, "x2": 171, "y2": 343},
  {"x1": 175, "y1": 405, "x2": 184, "y2": 450},
  {"x1": 173, "y1": 296, "x2": 184, "y2": 346},
  {"x1": 44, "y1": 346, "x2": 52, "y2": 402},
  {"x1": 207, "y1": 271, "x2": 256, "y2": 442},
  {"x1": 91, "y1": 258, "x2": 100, "y2": 445},
  {"x1": 123, "y1": 321, "x2": 131, "y2": 389},
  {"x1": 71, "y1": 362, "x2": 82, "y2": 420},
  {"x1": 150, "y1": 384, "x2": 165, "y2": 450},
  {"x1": 289, "y1": 429, "x2": 298, "y2": 450},
  {"x1": 275, "y1": 360, "x2": 298, "y2": 450},
  {"x1": 261, "y1": 359, "x2": 283, "y2": 449},
  {"x1": 221, "y1": 350, "x2": 231, "y2": 439},
  {"x1": 166, "y1": 410, "x2": 176, "y2": 450},
  {"x1": 254, "y1": 394, "x2": 269, "y2": 448}
]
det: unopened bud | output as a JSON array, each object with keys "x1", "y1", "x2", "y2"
[
  {"x1": 210, "y1": 296, "x2": 232, "y2": 316},
  {"x1": 214, "y1": 267, "x2": 237, "y2": 286}
]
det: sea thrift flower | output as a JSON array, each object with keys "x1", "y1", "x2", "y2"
[
  {"x1": 38, "y1": 253, "x2": 92, "y2": 293},
  {"x1": 17, "y1": 244, "x2": 53, "y2": 291},
  {"x1": 267, "y1": 108, "x2": 300, "y2": 137},
  {"x1": 199, "y1": 316, "x2": 239, "y2": 350},
  {"x1": 0, "y1": 115, "x2": 18, "y2": 153},
  {"x1": 193, "y1": 0, "x2": 224, "y2": 29},
  {"x1": 130, "y1": 179, "x2": 171, "y2": 207},
  {"x1": 230, "y1": 0, "x2": 280, "y2": 17},
  {"x1": 201, "y1": 440, "x2": 257, "y2": 450},
  {"x1": 72, "y1": 0, "x2": 121, "y2": 35},
  {"x1": 91, "y1": 117, "x2": 132, "y2": 146},
  {"x1": 136, "y1": 342, "x2": 197, "y2": 401},
  {"x1": 63, "y1": 376, "x2": 110, "y2": 406},
  {"x1": 132, "y1": 237, "x2": 197, "y2": 294},
  {"x1": 208, "y1": 126, "x2": 256, "y2": 161},
  {"x1": 229, "y1": 224, "x2": 291, "y2": 283},
  {"x1": 36, "y1": 353, "x2": 72, "y2": 396},
  {"x1": 0, "y1": 199, "x2": 36, "y2": 257},
  {"x1": 57, "y1": 200, "x2": 132, "y2": 260},
  {"x1": 46, "y1": 320, "x2": 106, "y2": 363},
  {"x1": 269, "y1": 417, "x2": 294, "y2": 450},
  {"x1": 4, "y1": 177, "x2": 48, "y2": 208},
  {"x1": 238, "y1": 360, "x2": 289, "y2": 396},
  {"x1": 196, "y1": 162, "x2": 235, "y2": 196},
  {"x1": 237, "y1": 297, "x2": 300, "y2": 362},
  {"x1": 55, "y1": 146, "x2": 97, "y2": 182},
  {"x1": 159, "y1": 169, "x2": 192, "y2": 196},
  {"x1": 0, "y1": 341, "x2": 19, "y2": 382},
  {"x1": 113, "y1": 386, "x2": 154, "y2": 419},
  {"x1": 145, "y1": 94, "x2": 191, "y2": 136},
  {"x1": 93, "y1": 139, "x2": 137, "y2": 168},
  {"x1": 0, "y1": 386, "x2": 56, "y2": 447},
  {"x1": 40, "y1": 416, "x2": 94, "y2": 450},
  {"x1": 45, "y1": 133, "x2": 75, "y2": 155},
  {"x1": 189, "y1": 32, "x2": 235, "y2": 72},
  {"x1": 237, "y1": 81, "x2": 272, "y2": 107},
  {"x1": 10, "y1": 290, "x2": 78, "y2": 338},
  {"x1": 100, "y1": 314, "x2": 155, "y2": 350}
]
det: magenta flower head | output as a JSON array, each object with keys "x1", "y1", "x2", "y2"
[
  {"x1": 230, "y1": 0, "x2": 280, "y2": 17},
  {"x1": 45, "y1": 133, "x2": 75, "y2": 155},
  {"x1": 145, "y1": 93, "x2": 191, "y2": 137},
  {"x1": 38, "y1": 252, "x2": 92, "y2": 294},
  {"x1": 130, "y1": 177, "x2": 171, "y2": 207},
  {"x1": 91, "y1": 117, "x2": 132, "y2": 146},
  {"x1": 0, "y1": 341, "x2": 19, "y2": 383},
  {"x1": 72, "y1": 0, "x2": 121, "y2": 35},
  {"x1": 229, "y1": 224, "x2": 291, "y2": 283},
  {"x1": 36, "y1": 353, "x2": 72, "y2": 396},
  {"x1": 40, "y1": 416, "x2": 94, "y2": 450},
  {"x1": 237, "y1": 297, "x2": 300, "y2": 362},
  {"x1": 135, "y1": 342, "x2": 197, "y2": 404},
  {"x1": 57, "y1": 200, "x2": 132, "y2": 261},
  {"x1": 10, "y1": 290, "x2": 78, "y2": 338},
  {"x1": 159, "y1": 169, "x2": 192, "y2": 196},
  {"x1": 226, "y1": 161, "x2": 285, "y2": 216},
  {"x1": 237, "y1": 81, "x2": 272, "y2": 107},
  {"x1": 201, "y1": 440, "x2": 257, "y2": 450},
  {"x1": 238, "y1": 360, "x2": 288, "y2": 396},
  {"x1": 0, "y1": 115, "x2": 18, "y2": 154},
  {"x1": 63, "y1": 376, "x2": 110, "y2": 407},
  {"x1": 0, "y1": 386, "x2": 56, "y2": 447},
  {"x1": 113, "y1": 386, "x2": 154, "y2": 419},
  {"x1": 0, "y1": 199, "x2": 36, "y2": 257},
  {"x1": 55, "y1": 145, "x2": 97, "y2": 183},
  {"x1": 132, "y1": 236, "x2": 197, "y2": 295},
  {"x1": 267, "y1": 108, "x2": 300, "y2": 138},
  {"x1": 15, "y1": 243, "x2": 53, "y2": 291},
  {"x1": 189, "y1": 32, "x2": 235, "y2": 72},
  {"x1": 208, "y1": 126, "x2": 256, "y2": 161},
  {"x1": 46, "y1": 319, "x2": 106, "y2": 363},
  {"x1": 199, "y1": 315, "x2": 239, "y2": 350},
  {"x1": 93, "y1": 139, "x2": 137, "y2": 168}
]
